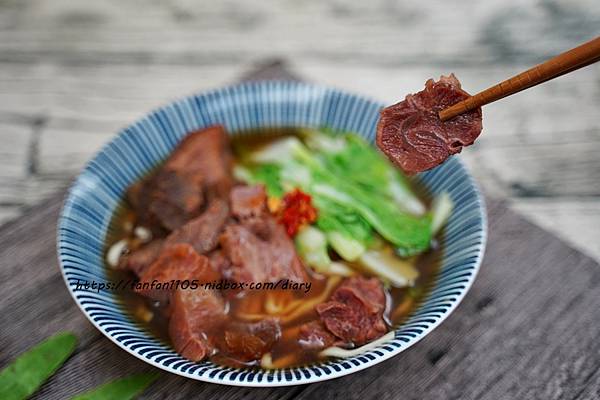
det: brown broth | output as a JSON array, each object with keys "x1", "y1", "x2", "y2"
[{"x1": 105, "y1": 127, "x2": 442, "y2": 369}]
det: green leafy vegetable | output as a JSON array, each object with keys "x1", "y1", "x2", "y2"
[
  {"x1": 359, "y1": 250, "x2": 419, "y2": 287},
  {"x1": 314, "y1": 198, "x2": 371, "y2": 261},
  {"x1": 249, "y1": 136, "x2": 312, "y2": 165},
  {"x1": 310, "y1": 179, "x2": 432, "y2": 257},
  {"x1": 0, "y1": 332, "x2": 77, "y2": 400},
  {"x1": 309, "y1": 131, "x2": 425, "y2": 216},
  {"x1": 326, "y1": 232, "x2": 365, "y2": 262},
  {"x1": 295, "y1": 226, "x2": 355, "y2": 276},
  {"x1": 234, "y1": 164, "x2": 284, "y2": 198},
  {"x1": 327, "y1": 261, "x2": 355, "y2": 277},
  {"x1": 314, "y1": 197, "x2": 373, "y2": 245},
  {"x1": 70, "y1": 372, "x2": 159, "y2": 400},
  {"x1": 240, "y1": 131, "x2": 434, "y2": 257},
  {"x1": 430, "y1": 192, "x2": 454, "y2": 236},
  {"x1": 295, "y1": 226, "x2": 331, "y2": 272},
  {"x1": 235, "y1": 163, "x2": 285, "y2": 197},
  {"x1": 253, "y1": 164, "x2": 284, "y2": 197}
]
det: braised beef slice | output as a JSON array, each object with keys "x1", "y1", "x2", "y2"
[
  {"x1": 376, "y1": 74, "x2": 483, "y2": 174},
  {"x1": 207, "y1": 249, "x2": 231, "y2": 277},
  {"x1": 135, "y1": 243, "x2": 220, "y2": 302},
  {"x1": 165, "y1": 199, "x2": 229, "y2": 255},
  {"x1": 164, "y1": 125, "x2": 234, "y2": 199},
  {"x1": 298, "y1": 321, "x2": 339, "y2": 350},
  {"x1": 218, "y1": 318, "x2": 281, "y2": 362},
  {"x1": 316, "y1": 276, "x2": 387, "y2": 346},
  {"x1": 126, "y1": 125, "x2": 233, "y2": 232},
  {"x1": 230, "y1": 185, "x2": 267, "y2": 219},
  {"x1": 118, "y1": 239, "x2": 165, "y2": 277},
  {"x1": 169, "y1": 285, "x2": 226, "y2": 362},
  {"x1": 127, "y1": 168, "x2": 204, "y2": 233},
  {"x1": 147, "y1": 169, "x2": 205, "y2": 231},
  {"x1": 220, "y1": 184, "x2": 308, "y2": 283},
  {"x1": 119, "y1": 199, "x2": 229, "y2": 277},
  {"x1": 219, "y1": 218, "x2": 308, "y2": 283}
]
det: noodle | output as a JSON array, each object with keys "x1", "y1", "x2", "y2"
[
  {"x1": 265, "y1": 291, "x2": 301, "y2": 315},
  {"x1": 235, "y1": 276, "x2": 342, "y2": 323},
  {"x1": 319, "y1": 331, "x2": 395, "y2": 359}
]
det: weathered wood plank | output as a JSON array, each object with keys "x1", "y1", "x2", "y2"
[
  {"x1": 0, "y1": 0, "x2": 598, "y2": 66},
  {"x1": 0, "y1": 194, "x2": 99, "y2": 365},
  {"x1": 0, "y1": 122, "x2": 32, "y2": 179},
  {"x1": 511, "y1": 198, "x2": 600, "y2": 261},
  {"x1": 37, "y1": 128, "x2": 112, "y2": 175},
  {"x1": 0, "y1": 63, "x2": 243, "y2": 123}
]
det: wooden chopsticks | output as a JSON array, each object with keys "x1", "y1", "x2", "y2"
[{"x1": 439, "y1": 36, "x2": 600, "y2": 122}]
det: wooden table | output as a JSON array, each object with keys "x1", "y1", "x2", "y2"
[
  {"x1": 1, "y1": 60, "x2": 600, "y2": 400},
  {"x1": 2, "y1": 1, "x2": 600, "y2": 399}
]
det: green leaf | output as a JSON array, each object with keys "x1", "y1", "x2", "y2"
[
  {"x1": 315, "y1": 198, "x2": 373, "y2": 245},
  {"x1": 246, "y1": 130, "x2": 433, "y2": 256},
  {"x1": 295, "y1": 225, "x2": 331, "y2": 271},
  {"x1": 311, "y1": 181, "x2": 432, "y2": 256},
  {"x1": 252, "y1": 164, "x2": 284, "y2": 197},
  {"x1": 0, "y1": 332, "x2": 77, "y2": 400},
  {"x1": 70, "y1": 373, "x2": 159, "y2": 400},
  {"x1": 234, "y1": 163, "x2": 284, "y2": 198},
  {"x1": 430, "y1": 192, "x2": 454, "y2": 236},
  {"x1": 320, "y1": 133, "x2": 425, "y2": 216}
]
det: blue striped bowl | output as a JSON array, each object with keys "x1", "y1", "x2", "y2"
[{"x1": 58, "y1": 80, "x2": 486, "y2": 386}]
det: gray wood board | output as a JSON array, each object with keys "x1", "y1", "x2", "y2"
[{"x1": 1, "y1": 63, "x2": 599, "y2": 400}]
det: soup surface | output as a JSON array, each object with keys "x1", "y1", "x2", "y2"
[{"x1": 105, "y1": 127, "x2": 447, "y2": 369}]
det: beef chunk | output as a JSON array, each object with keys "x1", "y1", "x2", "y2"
[
  {"x1": 222, "y1": 184, "x2": 308, "y2": 283},
  {"x1": 316, "y1": 276, "x2": 387, "y2": 346},
  {"x1": 126, "y1": 125, "x2": 233, "y2": 232},
  {"x1": 157, "y1": 244, "x2": 227, "y2": 362},
  {"x1": 377, "y1": 74, "x2": 483, "y2": 174},
  {"x1": 147, "y1": 169, "x2": 205, "y2": 231},
  {"x1": 220, "y1": 217, "x2": 308, "y2": 283},
  {"x1": 164, "y1": 125, "x2": 233, "y2": 198},
  {"x1": 207, "y1": 249, "x2": 231, "y2": 277},
  {"x1": 128, "y1": 168, "x2": 204, "y2": 233},
  {"x1": 169, "y1": 286, "x2": 226, "y2": 362},
  {"x1": 218, "y1": 318, "x2": 281, "y2": 362},
  {"x1": 121, "y1": 200, "x2": 230, "y2": 278},
  {"x1": 118, "y1": 239, "x2": 164, "y2": 276},
  {"x1": 165, "y1": 199, "x2": 229, "y2": 255},
  {"x1": 230, "y1": 185, "x2": 267, "y2": 219},
  {"x1": 298, "y1": 321, "x2": 339, "y2": 350},
  {"x1": 136, "y1": 243, "x2": 219, "y2": 302}
]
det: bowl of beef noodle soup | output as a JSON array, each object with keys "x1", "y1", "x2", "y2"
[{"x1": 58, "y1": 81, "x2": 486, "y2": 386}]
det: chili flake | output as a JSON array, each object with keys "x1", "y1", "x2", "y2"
[{"x1": 276, "y1": 189, "x2": 318, "y2": 237}]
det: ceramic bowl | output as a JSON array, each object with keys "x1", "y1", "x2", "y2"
[{"x1": 58, "y1": 80, "x2": 486, "y2": 386}]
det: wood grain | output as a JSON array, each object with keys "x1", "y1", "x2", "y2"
[{"x1": 1, "y1": 62, "x2": 599, "y2": 399}]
